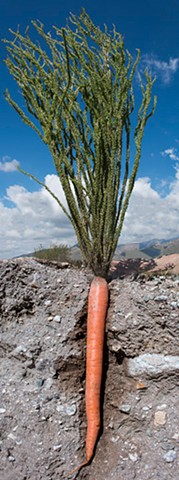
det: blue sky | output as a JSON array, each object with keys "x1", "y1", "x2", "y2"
[{"x1": 0, "y1": 0, "x2": 179, "y2": 258}]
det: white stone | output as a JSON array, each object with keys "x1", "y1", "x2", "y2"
[
  {"x1": 14, "y1": 344, "x2": 27, "y2": 354},
  {"x1": 154, "y1": 411, "x2": 166, "y2": 426},
  {"x1": 125, "y1": 312, "x2": 132, "y2": 319},
  {"x1": 0, "y1": 408, "x2": 6, "y2": 414},
  {"x1": 8, "y1": 433, "x2": 17, "y2": 441},
  {"x1": 129, "y1": 452, "x2": 138, "y2": 462},
  {"x1": 8, "y1": 455, "x2": 15, "y2": 462},
  {"x1": 44, "y1": 378, "x2": 53, "y2": 389},
  {"x1": 119, "y1": 404, "x2": 131, "y2": 414},
  {"x1": 163, "y1": 450, "x2": 177, "y2": 463},
  {"x1": 56, "y1": 403, "x2": 77, "y2": 416},
  {"x1": 127, "y1": 354, "x2": 179, "y2": 378},
  {"x1": 53, "y1": 444, "x2": 62, "y2": 451},
  {"x1": 53, "y1": 315, "x2": 61, "y2": 323}
]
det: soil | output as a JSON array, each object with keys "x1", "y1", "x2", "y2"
[{"x1": 0, "y1": 256, "x2": 179, "y2": 480}]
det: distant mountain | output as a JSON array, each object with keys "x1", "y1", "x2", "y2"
[
  {"x1": 114, "y1": 237, "x2": 179, "y2": 260},
  {"x1": 14, "y1": 237, "x2": 179, "y2": 261}
]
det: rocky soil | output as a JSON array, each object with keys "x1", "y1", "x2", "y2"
[{"x1": 0, "y1": 257, "x2": 179, "y2": 480}]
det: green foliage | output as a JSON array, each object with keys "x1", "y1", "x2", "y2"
[
  {"x1": 33, "y1": 243, "x2": 82, "y2": 267},
  {"x1": 4, "y1": 9, "x2": 156, "y2": 277},
  {"x1": 34, "y1": 243, "x2": 71, "y2": 262}
]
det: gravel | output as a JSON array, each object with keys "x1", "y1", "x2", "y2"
[{"x1": 0, "y1": 258, "x2": 178, "y2": 479}]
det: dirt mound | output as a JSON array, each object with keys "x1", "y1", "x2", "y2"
[
  {"x1": 110, "y1": 253, "x2": 179, "y2": 279},
  {"x1": 152, "y1": 254, "x2": 179, "y2": 274},
  {"x1": 0, "y1": 258, "x2": 178, "y2": 479}
]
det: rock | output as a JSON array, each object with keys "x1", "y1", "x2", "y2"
[
  {"x1": 53, "y1": 315, "x2": 61, "y2": 323},
  {"x1": 44, "y1": 300, "x2": 52, "y2": 306},
  {"x1": 127, "y1": 354, "x2": 179, "y2": 378},
  {"x1": 170, "y1": 301, "x2": 178, "y2": 309},
  {"x1": 36, "y1": 378, "x2": 44, "y2": 387},
  {"x1": 119, "y1": 404, "x2": 131, "y2": 414},
  {"x1": 44, "y1": 378, "x2": 53, "y2": 389},
  {"x1": 129, "y1": 452, "x2": 138, "y2": 462},
  {"x1": 111, "y1": 435, "x2": 120, "y2": 443},
  {"x1": 154, "y1": 411, "x2": 166, "y2": 426},
  {"x1": 111, "y1": 340, "x2": 123, "y2": 353},
  {"x1": 8, "y1": 455, "x2": 15, "y2": 462},
  {"x1": 163, "y1": 450, "x2": 177, "y2": 463},
  {"x1": 154, "y1": 295, "x2": 168, "y2": 302},
  {"x1": 142, "y1": 406, "x2": 150, "y2": 412},
  {"x1": 0, "y1": 408, "x2": 6, "y2": 414},
  {"x1": 56, "y1": 403, "x2": 77, "y2": 416},
  {"x1": 144, "y1": 295, "x2": 153, "y2": 302},
  {"x1": 53, "y1": 444, "x2": 62, "y2": 451}
]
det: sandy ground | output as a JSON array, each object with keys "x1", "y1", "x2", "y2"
[
  {"x1": 151, "y1": 254, "x2": 179, "y2": 274},
  {"x1": 0, "y1": 257, "x2": 179, "y2": 479},
  {"x1": 110, "y1": 253, "x2": 179, "y2": 278}
]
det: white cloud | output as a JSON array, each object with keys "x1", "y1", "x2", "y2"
[
  {"x1": 0, "y1": 175, "x2": 76, "y2": 259},
  {"x1": 131, "y1": 177, "x2": 160, "y2": 199},
  {"x1": 0, "y1": 170, "x2": 179, "y2": 259},
  {"x1": 141, "y1": 55, "x2": 179, "y2": 84},
  {"x1": 161, "y1": 147, "x2": 179, "y2": 161},
  {"x1": 0, "y1": 156, "x2": 20, "y2": 172},
  {"x1": 119, "y1": 169, "x2": 179, "y2": 244}
]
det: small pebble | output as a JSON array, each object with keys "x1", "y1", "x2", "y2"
[
  {"x1": 56, "y1": 403, "x2": 77, "y2": 416},
  {"x1": 119, "y1": 404, "x2": 131, "y2": 414},
  {"x1": 109, "y1": 419, "x2": 114, "y2": 429},
  {"x1": 157, "y1": 404, "x2": 167, "y2": 410},
  {"x1": 111, "y1": 435, "x2": 120, "y2": 443},
  {"x1": 44, "y1": 378, "x2": 53, "y2": 389},
  {"x1": 53, "y1": 315, "x2": 61, "y2": 323},
  {"x1": 154, "y1": 295, "x2": 168, "y2": 302},
  {"x1": 44, "y1": 300, "x2": 52, "y2": 306},
  {"x1": 0, "y1": 408, "x2": 6, "y2": 414},
  {"x1": 31, "y1": 272, "x2": 39, "y2": 286},
  {"x1": 8, "y1": 455, "x2": 15, "y2": 462},
  {"x1": 129, "y1": 452, "x2": 138, "y2": 462},
  {"x1": 8, "y1": 433, "x2": 17, "y2": 441},
  {"x1": 144, "y1": 295, "x2": 152, "y2": 302},
  {"x1": 163, "y1": 450, "x2": 176, "y2": 463},
  {"x1": 154, "y1": 411, "x2": 166, "y2": 426},
  {"x1": 36, "y1": 378, "x2": 44, "y2": 387},
  {"x1": 170, "y1": 301, "x2": 178, "y2": 309},
  {"x1": 111, "y1": 341, "x2": 122, "y2": 353},
  {"x1": 53, "y1": 444, "x2": 62, "y2": 451},
  {"x1": 14, "y1": 344, "x2": 27, "y2": 354}
]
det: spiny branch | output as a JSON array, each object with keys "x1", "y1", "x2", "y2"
[{"x1": 4, "y1": 9, "x2": 156, "y2": 277}]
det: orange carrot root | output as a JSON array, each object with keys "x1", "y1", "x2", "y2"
[
  {"x1": 65, "y1": 276, "x2": 109, "y2": 478},
  {"x1": 85, "y1": 277, "x2": 109, "y2": 460},
  {"x1": 64, "y1": 459, "x2": 88, "y2": 478}
]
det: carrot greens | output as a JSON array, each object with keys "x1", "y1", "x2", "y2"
[{"x1": 4, "y1": 8, "x2": 156, "y2": 278}]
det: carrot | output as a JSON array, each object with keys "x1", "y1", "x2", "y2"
[
  {"x1": 65, "y1": 276, "x2": 109, "y2": 477},
  {"x1": 85, "y1": 276, "x2": 109, "y2": 460}
]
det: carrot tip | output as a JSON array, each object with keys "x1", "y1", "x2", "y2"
[{"x1": 64, "y1": 459, "x2": 88, "y2": 478}]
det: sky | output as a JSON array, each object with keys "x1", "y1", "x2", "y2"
[{"x1": 0, "y1": 0, "x2": 179, "y2": 258}]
